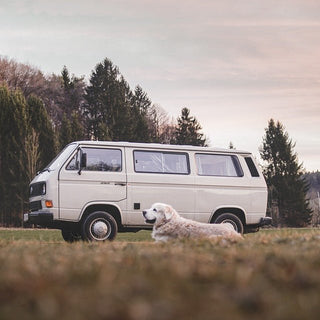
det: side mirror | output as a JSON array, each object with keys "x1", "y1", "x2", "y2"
[
  {"x1": 80, "y1": 153, "x2": 87, "y2": 169},
  {"x1": 78, "y1": 149, "x2": 87, "y2": 175}
]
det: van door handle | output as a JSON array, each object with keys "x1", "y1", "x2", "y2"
[
  {"x1": 114, "y1": 182, "x2": 126, "y2": 186},
  {"x1": 100, "y1": 182, "x2": 126, "y2": 186}
]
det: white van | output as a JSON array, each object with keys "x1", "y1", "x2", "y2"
[{"x1": 24, "y1": 141, "x2": 271, "y2": 241}]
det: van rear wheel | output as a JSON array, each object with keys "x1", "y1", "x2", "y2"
[
  {"x1": 214, "y1": 213, "x2": 244, "y2": 234},
  {"x1": 82, "y1": 211, "x2": 117, "y2": 241}
]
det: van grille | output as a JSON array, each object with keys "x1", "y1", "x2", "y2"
[{"x1": 30, "y1": 201, "x2": 42, "y2": 212}]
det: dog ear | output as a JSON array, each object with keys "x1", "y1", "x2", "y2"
[{"x1": 164, "y1": 205, "x2": 173, "y2": 221}]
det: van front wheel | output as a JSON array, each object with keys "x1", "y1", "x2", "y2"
[
  {"x1": 82, "y1": 211, "x2": 118, "y2": 241},
  {"x1": 214, "y1": 213, "x2": 244, "y2": 234}
]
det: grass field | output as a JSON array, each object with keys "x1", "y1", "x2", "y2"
[{"x1": 1, "y1": 228, "x2": 320, "y2": 320}]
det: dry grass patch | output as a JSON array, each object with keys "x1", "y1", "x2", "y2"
[{"x1": 0, "y1": 228, "x2": 320, "y2": 319}]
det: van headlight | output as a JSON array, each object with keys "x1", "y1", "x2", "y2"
[{"x1": 30, "y1": 182, "x2": 46, "y2": 197}]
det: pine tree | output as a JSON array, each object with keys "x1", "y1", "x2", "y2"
[
  {"x1": 59, "y1": 111, "x2": 85, "y2": 150},
  {"x1": 83, "y1": 58, "x2": 121, "y2": 140},
  {"x1": 83, "y1": 58, "x2": 153, "y2": 142},
  {"x1": 260, "y1": 119, "x2": 312, "y2": 227},
  {"x1": 60, "y1": 66, "x2": 85, "y2": 120},
  {"x1": 112, "y1": 76, "x2": 134, "y2": 141},
  {"x1": 59, "y1": 113, "x2": 73, "y2": 148},
  {"x1": 26, "y1": 95, "x2": 57, "y2": 168},
  {"x1": 173, "y1": 107, "x2": 207, "y2": 146},
  {"x1": 0, "y1": 86, "x2": 28, "y2": 225},
  {"x1": 131, "y1": 85, "x2": 152, "y2": 142},
  {"x1": 70, "y1": 111, "x2": 85, "y2": 142}
]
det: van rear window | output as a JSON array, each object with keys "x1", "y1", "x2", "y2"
[
  {"x1": 195, "y1": 154, "x2": 243, "y2": 177},
  {"x1": 134, "y1": 150, "x2": 189, "y2": 174},
  {"x1": 244, "y1": 157, "x2": 260, "y2": 177}
]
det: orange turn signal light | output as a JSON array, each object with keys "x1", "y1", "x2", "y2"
[{"x1": 45, "y1": 200, "x2": 53, "y2": 208}]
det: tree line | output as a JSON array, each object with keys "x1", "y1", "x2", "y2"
[{"x1": 0, "y1": 56, "x2": 313, "y2": 227}]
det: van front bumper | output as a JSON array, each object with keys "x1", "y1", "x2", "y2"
[{"x1": 24, "y1": 211, "x2": 54, "y2": 226}]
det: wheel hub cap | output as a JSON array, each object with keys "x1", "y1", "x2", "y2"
[
  {"x1": 92, "y1": 221, "x2": 109, "y2": 238},
  {"x1": 222, "y1": 219, "x2": 238, "y2": 232}
]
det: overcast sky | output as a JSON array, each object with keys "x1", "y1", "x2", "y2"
[{"x1": 1, "y1": 0, "x2": 319, "y2": 171}]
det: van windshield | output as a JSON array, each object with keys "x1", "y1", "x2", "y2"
[{"x1": 40, "y1": 143, "x2": 77, "y2": 173}]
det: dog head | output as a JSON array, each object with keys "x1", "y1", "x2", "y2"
[{"x1": 142, "y1": 203, "x2": 176, "y2": 225}]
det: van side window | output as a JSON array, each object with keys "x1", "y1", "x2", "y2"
[
  {"x1": 195, "y1": 154, "x2": 243, "y2": 177},
  {"x1": 66, "y1": 148, "x2": 122, "y2": 172},
  {"x1": 244, "y1": 157, "x2": 260, "y2": 177},
  {"x1": 134, "y1": 151, "x2": 190, "y2": 174}
]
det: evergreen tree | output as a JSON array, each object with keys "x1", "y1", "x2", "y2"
[
  {"x1": 26, "y1": 95, "x2": 57, "y2": 168},
  {"x1": 173, "y1": 107, "x2": 207, "y2": 146},
  {"x1": 131, "y1": 85, "x2": 152, "y2": 142},
  {"x1": 83, "y1": 58, "x2": 121, "y2": 140},
  {"x1": 0, "y1": 86, "x2": 28, "y2": 225},
  {"x1": 59, "y1": 113, "x2": 73, "y2": 148},
  {"x1": 83, "y1": 58, "x2": 153, "y2": 142},
  {"x1": 60, "y1": 66, "x2": 85, "y2": 119},
  {"x1": 112, "y1": 76, "x2": 134, "y2": 141},
  {"x1": 260, "y1": 119, "x2": 312, "y2": 227},
  {"x1": 61, "y1": 65, "x2": 73, "y2": 90},
  {"x1": 70, "y1": 111, "x2": 85, "y2": 142},
  {"x1": 59, "y1": 111, "x2": 86, "y2": 149}
]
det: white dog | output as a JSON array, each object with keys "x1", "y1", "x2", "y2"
[{"x1": 142, "y1": 203, "x2": 242, "y2": 242}]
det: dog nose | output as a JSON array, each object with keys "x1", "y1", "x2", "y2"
[{"x1": 142, "y1": 210, "x2": 147, "y2": 217}]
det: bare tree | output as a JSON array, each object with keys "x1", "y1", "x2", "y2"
[
  {"x1": 147, "y1": 104, "x2": 176, "y2": 143},
  {"x1": 0, "y1": 56, "x2": 46, "y2": 97}
]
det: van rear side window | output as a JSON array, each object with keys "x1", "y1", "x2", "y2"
[
  {"x1": 244, "y1": 157, "x2": 260, "y2": 177},
  {"x1": 195, "y1": 154, "x2": 243, "y2": 177},
  {"x1": 134, "y1": 150, "x2": 189, "y2": 174}
]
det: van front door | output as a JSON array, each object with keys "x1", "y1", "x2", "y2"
[{"x1": 58, "y1": 146, "x2": 126, "y2": 221}]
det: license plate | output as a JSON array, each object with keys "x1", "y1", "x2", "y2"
[{"x1": 23, "y1": 213, "x2": 29, "y2": 222}]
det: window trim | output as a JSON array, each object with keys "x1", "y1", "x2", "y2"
[
  {"x1": 133, "y1": 150, "x2": 190, "y2": 175},
  {"x1": 66, "y1": 147, "x2": 123, "y2": 172},
  {"x1": 195, "y1": 153, "x2": 244, "y2": 177}
]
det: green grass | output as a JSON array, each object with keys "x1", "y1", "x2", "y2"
[
  {"x1": 0, "y1": 228, "x2": 152, "y2": 242},
  {"x1": 1, "y1": 228, "x2": 320, "y2": 320}
]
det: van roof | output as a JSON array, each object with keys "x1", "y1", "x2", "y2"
[{"x1": 72, "y1": 141, "x2": 252, "y2": 155}]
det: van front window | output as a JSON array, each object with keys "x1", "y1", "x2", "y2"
[
  {"x1": 66, "y1": 148, "x2": 122, "y2": 172},
  {"x1": 41, "y1": 143, "x2": 77, "y2": 173}
]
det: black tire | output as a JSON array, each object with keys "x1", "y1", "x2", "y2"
[
  {"x1": 82, "y1": 211, "x2": 118, "y2": 241},
  {"x1": 61, "y1": 229, "x2": 82, "y2": 243},
  {"x1": 213, "y1": 213, "x2": 244, "y2": 234}
]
